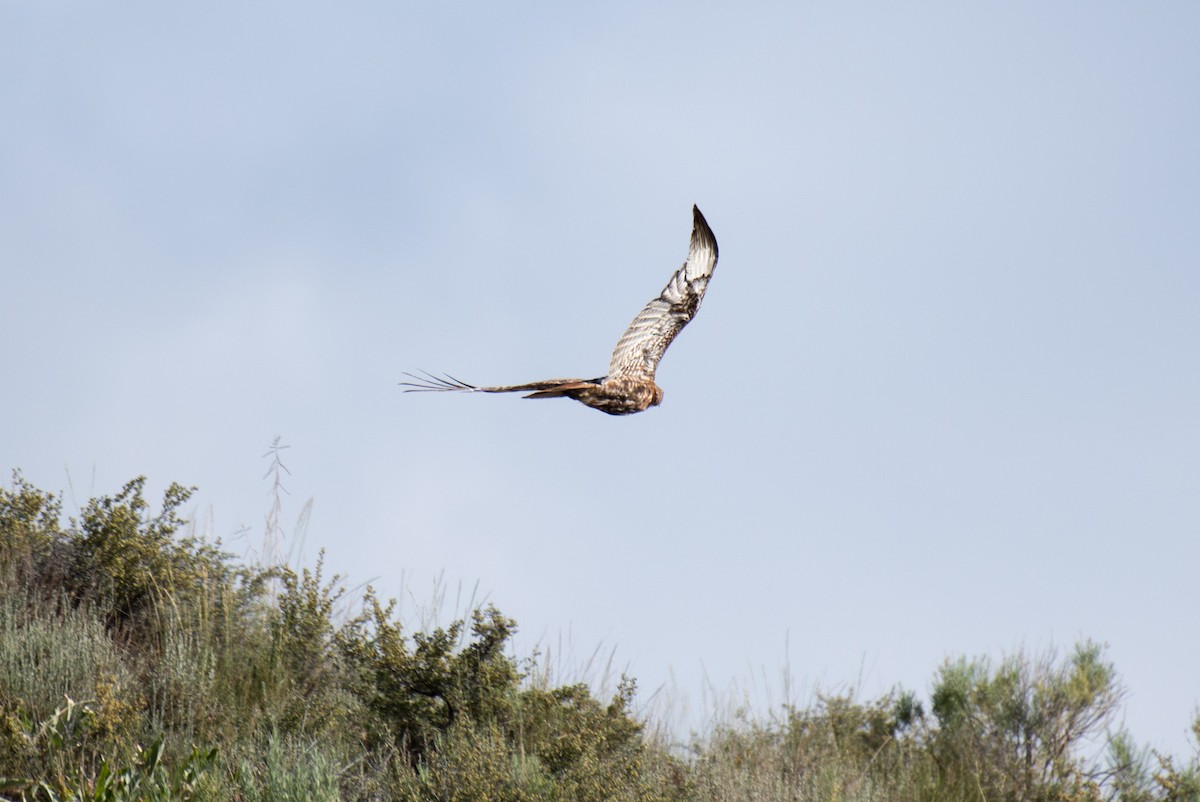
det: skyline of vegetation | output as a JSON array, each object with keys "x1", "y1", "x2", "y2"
[{"x1": 1, "y1": 464, "x2": 1196, "y2": 801}]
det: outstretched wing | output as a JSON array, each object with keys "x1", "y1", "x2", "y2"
[
  {"x1": 399, "y1": 372, "x2": 482, "y2": 392},
  {"x1": 606, "y1": 205, "x2": 719, "y2": 381}
]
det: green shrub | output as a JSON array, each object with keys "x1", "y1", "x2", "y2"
[
  {"x1": 929, "y1": 642, "x2": 1121, "y2": 801},
  {"x1": 0, "y1": 473, "x2": 64, "y2": 590},
  {"x1": 337, "y1": 590, "x2": 521, "y2": 759},
  {"x1": 687, "y1": 688, "x2": 933, "y2": 802},
  {"x1": 513, "y1": 678, "x2": 657, "y2": 798},
  {"x1": 390, "y1": 723, "x2": 542, "y2": 802}
]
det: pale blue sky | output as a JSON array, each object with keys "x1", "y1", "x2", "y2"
[{"x1": 3, "y1": 2, "x2": 1198, "y2": 756}]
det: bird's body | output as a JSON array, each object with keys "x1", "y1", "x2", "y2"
[{"x1": 402, "y1": 205, "x2": 719, "y2": 415}]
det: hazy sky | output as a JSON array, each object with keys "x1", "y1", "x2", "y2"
[{"x1": 3, "y1": 3, "x2": 1198, "y2": 756}]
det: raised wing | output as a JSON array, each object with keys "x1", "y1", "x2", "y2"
[{"x1": 606, "y1": 205, "x2": 719, "y2": 381}]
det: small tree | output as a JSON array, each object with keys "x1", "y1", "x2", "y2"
[{"x1": 930, "y1": 642, "x2": 1122, "y2": 801}]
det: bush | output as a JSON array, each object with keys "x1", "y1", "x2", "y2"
[
  {"x1": 336, "y1": 590, "x2": 520, "y2": 759},
  {"x1": 0, "y1": 473, "x2": 64, "y2": 589},
  {"x1": 687, "y1": 688, "x2": 932, "y2": 802},
  {"x1": 929, "y1": 642, "x2": 1121, "y2": 801}
]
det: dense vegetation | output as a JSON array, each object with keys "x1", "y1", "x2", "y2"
[{"x1": 1, "y1": 471, "x2": 1197, "y2": 801}]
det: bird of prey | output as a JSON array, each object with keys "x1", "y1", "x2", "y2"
[{"x1": 402, "y1": 205, "x2": 719, "y2": 416}]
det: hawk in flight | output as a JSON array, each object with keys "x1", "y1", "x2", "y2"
[{"x1": 402, "y1": 205, "x2": 719, "y2": 416}]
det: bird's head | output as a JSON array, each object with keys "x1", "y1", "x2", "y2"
[{"x1": 651, "y1": 384, "x2": 664, "y2": 407}]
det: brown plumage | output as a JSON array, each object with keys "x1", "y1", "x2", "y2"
[{"x1": 402, "y1": 205, "x2": 719, "y2": 416}]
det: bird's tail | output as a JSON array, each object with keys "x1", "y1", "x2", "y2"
[{"x1": 520, "y1": 380, "x2": 600, "y2": 399}]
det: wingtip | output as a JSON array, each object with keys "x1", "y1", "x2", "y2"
[
  {"x1": 398, "y1": 370, "x2": 478, "y2": 393},
  {"x1": 690, "y1": 204, "x2": 717, "y2": 261}
]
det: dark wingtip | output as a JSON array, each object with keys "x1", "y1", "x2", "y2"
[{"x1": 691, "y1": 204, "x2": 718, "y2": 260}]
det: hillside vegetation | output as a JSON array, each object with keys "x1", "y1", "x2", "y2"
[{"x1": 1, "y1": 471, "x2": 1197, "y2": 801}]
